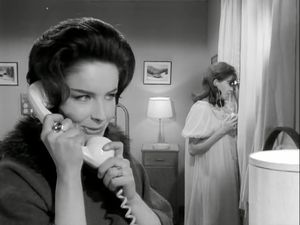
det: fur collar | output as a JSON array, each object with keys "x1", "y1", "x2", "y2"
[{"x1": 0, "y1": 116, "x2": 131, "y2": 181}]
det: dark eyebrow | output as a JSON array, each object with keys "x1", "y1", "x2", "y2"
[
  {"x1": 70, "y1": 88, "x2": 94, "y2": 95},
  {"x1": 70, "y1": 88, "x2": 118, "y2": 95},
  {"x1": 108, "y1": 88, "x2": 118, "y2": 93}
]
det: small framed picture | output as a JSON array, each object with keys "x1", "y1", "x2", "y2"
[
  {"x1": 211, "y1": 54, "x2": 218, "y2": 64},
  {"x1": 0, "y1": 62, "x2": 18, "y2": 86},
  {"x1": 143, "y1": 61, "x2": 172, "y2": 85}
]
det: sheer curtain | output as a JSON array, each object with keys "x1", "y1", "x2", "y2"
[
  {"x1": 218, "y1": 0, "x2": 241, "y2": 78},
  {"x1": 218, "y1": 0, "x2": 299, "y2": 223}
]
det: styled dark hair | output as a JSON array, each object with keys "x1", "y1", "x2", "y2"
[
  {"x1": 193, "y1": 62, "x2": 237, "y2": 107},
  {"x1": 27, "y1": 17, "x2": 135, "y2": 109}
]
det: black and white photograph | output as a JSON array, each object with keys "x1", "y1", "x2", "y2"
[{"x1": 0, "y1": 1, "x2": 299, "y2": 225}]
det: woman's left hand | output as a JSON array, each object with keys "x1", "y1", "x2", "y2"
[{"x1": 97, "y1": 141, "x2": 137, "y2": 202}]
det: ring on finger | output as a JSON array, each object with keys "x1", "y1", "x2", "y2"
[{"x1": 52, "y1": 122, "x2": 65, "y2": 133}]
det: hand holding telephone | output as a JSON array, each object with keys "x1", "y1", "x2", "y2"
[
  {"x1": 28, "y1": 81, "x2": 114, "y2": 168},
  {"x1": 28, "y1": 81, "x2": 136, "y2": 224}
]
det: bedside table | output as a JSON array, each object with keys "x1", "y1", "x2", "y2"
[{"x1": 141, "y1": 143, "x2": 179, "y2": 223}]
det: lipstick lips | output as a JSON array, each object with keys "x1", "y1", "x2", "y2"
[{"x1": 82, "y1": 126, "x2": 105, "y2": 135}]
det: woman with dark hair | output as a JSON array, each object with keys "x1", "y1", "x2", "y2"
[
  {"x1": 182, "y1": 62, "x2": 241, "y2": 225},
  {"x1": 0, "y1": 17, "x2": 172, "y2": 225}
]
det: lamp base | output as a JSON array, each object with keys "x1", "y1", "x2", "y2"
[{"x1": 152, "y1": 143, "x2": 170, "y2": 150}]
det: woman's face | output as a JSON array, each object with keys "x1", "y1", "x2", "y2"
[
  {"x1": 214, "y1": 75, "x2": 237, "y2": 100},
  {"x1": 59, "y1": 60, "x2": 119, "y2": 138}
]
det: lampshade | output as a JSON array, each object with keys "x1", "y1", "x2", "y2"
[
  {"x1": 147, "y1": 97, "x2": 173, "y2": 119},
  {"x1": 249, "y1": 150, "x2": 299, "y2": 225}
]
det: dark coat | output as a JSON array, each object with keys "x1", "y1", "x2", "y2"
[{"x1": 0, "y1": 117, "x2": 173, "y2": 225}]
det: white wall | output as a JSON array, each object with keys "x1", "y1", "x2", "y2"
[{"x1": 207, "y1": 0, "x2": 220, "y2": 58}]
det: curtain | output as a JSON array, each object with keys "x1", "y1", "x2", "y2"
[
  {"x1": 218, "y1": 0, "x2": 241, "y2": 78},
  {"x1": 238, "y1": 0, "x2": 274, "y2": 215},
  {"x1": 218, "y1": 0, "x2": 299, "y2": 223}
]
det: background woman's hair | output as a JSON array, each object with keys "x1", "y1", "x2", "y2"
[
  {"x1": 193, "y1": 62, "x2": 237, "y2": 107},
  {"x1": 26, "y1": 17, "x2": 135, "y2": 110}
]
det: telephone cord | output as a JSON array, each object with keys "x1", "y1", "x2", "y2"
[{"x1": 116, "y1": 189, "x2": 137, "y2": 225}]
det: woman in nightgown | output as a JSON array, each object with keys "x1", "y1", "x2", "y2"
[{"x1": 182, "y1": 62, "x2": 241, "y2": 225}]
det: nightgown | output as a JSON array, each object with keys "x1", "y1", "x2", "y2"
[{"x1": 182, "y1": 100, "x2": 241, "y2": 225}]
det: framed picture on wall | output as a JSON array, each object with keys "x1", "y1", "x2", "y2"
[
  {"x1": 0, "y1": 62, "x2": 18, "y2": 86},
  {"x1": 211, "y1": 54, "x2": 218, "y2": 64},
  {"x1": 143, "y1": 61, "x2": 172, "y2": 85}
]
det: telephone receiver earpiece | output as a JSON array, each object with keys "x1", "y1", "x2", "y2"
[
  {"x1": 28, "y1": 81, "x2": 52, "y2": 122},
  {"x1": 28, "y1": 81, "x2": 114, "y2": 168}
]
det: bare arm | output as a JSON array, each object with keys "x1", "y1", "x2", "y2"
[
  {"x1": 189, "y1": 129, "x2": 224, "y2": 156},
  {"x1": 55, "y1": 171, "x2": 86, "y2": 225},
  {"x1": 127, "y1": 194, "x2": 161, "y2": 225},
  {"x1": 41, "y1": 115, "x2": 87, "y2": 225},
  {"x1": 98, "y1": 142, "x2": 162, "y2": 225},
  {"x1": 189, "y1": 114, "x2": 238, "y2": 156}
]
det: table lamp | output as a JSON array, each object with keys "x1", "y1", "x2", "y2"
[{"x1": 147, "y1": 97, "x2": 173, "y2": 150}]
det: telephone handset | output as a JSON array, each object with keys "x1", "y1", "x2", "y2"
[
  {"x1": 28, "y1": 81, "x2": 137, "y2": 224},
  {"x1": 27, "y1": 81, "x2": 114, "y2": 168}
]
